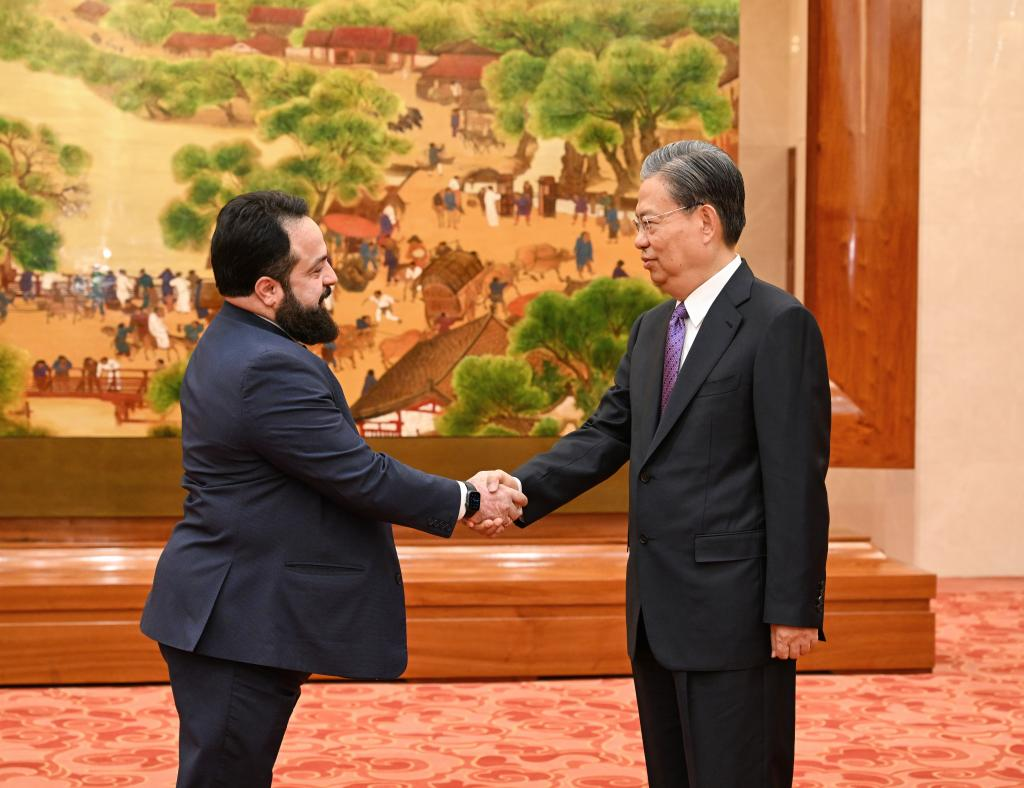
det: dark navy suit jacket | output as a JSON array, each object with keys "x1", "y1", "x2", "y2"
[
  {"x1": 141, "y1": 303, "x2": 460, "y2": 679},
  {"x1": 513, "y1": 262, "x2": 831, "y2": 672}
]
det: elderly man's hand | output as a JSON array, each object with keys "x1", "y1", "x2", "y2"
[{"x1": 770, "y1": 625, "x2": 819, "y2": 659}]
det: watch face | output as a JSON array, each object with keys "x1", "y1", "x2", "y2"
[{"x1": 468, "y1": 491, "x2": 481, "y2": 514}]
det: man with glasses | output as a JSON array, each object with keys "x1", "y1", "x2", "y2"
[{"x1": 494, "y1": 141, "x2": 831, "y2": 786}]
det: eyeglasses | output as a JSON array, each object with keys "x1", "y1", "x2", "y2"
[{"x1": 631, "y1": 203, "x2": 702, "y2": 237}]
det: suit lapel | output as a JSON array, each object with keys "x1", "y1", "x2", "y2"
[
  {"x1": 642, "y1": 262, "x2": 753, "y2": 466},
  {"x1": 633, "y1": 300, "x2": 675, "y2": 453}
]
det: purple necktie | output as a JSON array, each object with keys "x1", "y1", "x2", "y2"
[{"x1": 660, "y1": 303, "x2": 688, "y2": 417}]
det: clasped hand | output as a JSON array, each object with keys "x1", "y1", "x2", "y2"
[
  {"x1": 770, "y1": 624, "x2": 819, "y2": 660},
  {"x1": 459, "y1": 469, "x2": 526, "y2": 537}
]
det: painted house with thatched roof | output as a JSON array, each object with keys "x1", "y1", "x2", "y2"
[
  {"x1": 351, "y1": 315, "x2": 508, "y2": 437},
  {"x1": 231, "y1": 32, "x2": 288, "y2": 56},
  {"x1": 247, "y1": 5, "x2": 306, "y2": 34},
  {"x1": 299, "y1": 26, "x2": 418, "y2": 70},
  {"x1": 418, "y1": 247, "x2": 484, "y2": 324},
  {"x1": 416, "y1": 53, "x2": 497, "y2": 101}
]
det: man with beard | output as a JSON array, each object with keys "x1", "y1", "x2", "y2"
[{"x1": 140, "y1": 191, "x2": 526, "y2": 788}]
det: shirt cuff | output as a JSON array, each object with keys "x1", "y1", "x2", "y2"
[
  {"x1": 456, "y1": 480, "x2": 467, "y2": 520},
  {"x1": 511, "y1": 476, "x2": 523, "y2": 493}
]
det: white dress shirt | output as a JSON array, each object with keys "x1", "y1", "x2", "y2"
[{"x1": 677, "y1": 254, "x2": 742, "y2": 369}]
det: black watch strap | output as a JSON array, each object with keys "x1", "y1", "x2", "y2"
[{"x1": 463, "y1": 481, "x2": 481, "y2": 518}]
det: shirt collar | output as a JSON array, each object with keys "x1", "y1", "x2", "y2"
[
  {"x1": 254, "y1": 313, "x2": 284, "y2": 331},
  {"x1": 254, "y1": 313, "x2": 309, "y2": 346},
  {"x1": 680, "y1": 254, "x2": 742, "y2": 328}
]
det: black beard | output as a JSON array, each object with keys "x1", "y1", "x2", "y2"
[{"x1": 275, "y1": 284, "x2": 338, "y2": 345}]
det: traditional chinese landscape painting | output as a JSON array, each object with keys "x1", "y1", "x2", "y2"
[{"x1": 0, "y1": 0, "x2": 739, "y2": 437}]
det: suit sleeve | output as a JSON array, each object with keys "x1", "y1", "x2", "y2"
[
  {"x1": 512, "y1": 313, "x2": 640, "y2": 525},
  {"x1": 752, "y1": 305, "x2": 831, "y2": 633},
  {"x1": 241, "y1": 349, "x2": 461, "y2": 537}
]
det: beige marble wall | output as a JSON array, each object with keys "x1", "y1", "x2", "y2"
[
  {"x1": 737, "y1": 0, "x2": 807, "y2": 295},
  {"x1": 830, "y1": 0, "x2": 1024, "y2": 576},
  {"x1": 738, "y1": 1, "x2": 914, "y2": 560},
  {"x1": 914, "y1": 0, "x2": 1024, "y2": 575},
  {"x1": 744, "y1": 1, "x2": 1024, "y2": 576}
]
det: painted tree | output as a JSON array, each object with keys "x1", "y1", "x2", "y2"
[
  {"x1": 477, "y1": 1, "x2": 635, "y2": 186},
  {"x1": 259, "y1": 69, "x2": 410, "y2": 221},
  {"x1": 0, "y1": 0, "x2": 36, "y2": 61},
  {"x1": 250, "y1": 62, "x2": 319, "y2": 110},
  {"x1": 473, "y1": 0, "x2": 624, "y2": 57},
  {"x1": 0, "y1": 344, "x2": 27, "y2": 413},
  {"x1": 299, "y1": 0, "x2": 472, "y2": 52},
  {"x1": 146, "y1": 358, "x2": 189, "y2": 414},
  {"x1": 131, "y1": 55, "x2": 293, "y2": 124},
  {"x1": 690, "y1": 0, "x2": 740, "y2": 39},
  {"x1": 603, "y1": 36, "x2": 733, "y2": 156},
  {"x1": 477, "y1": 0, "x2": 737, "y2": 192},
  {"x1": 0, "y1": 116, "x2": 91, "y2": 271},
  {"x1": 435, "y1": 355, "x2": 549, "y2": 436},
  {"x1": 0, "y1": 343, "x2": 47, "y2": 436},
  {"x1": 481, "y1": 50, "x2": 546, "y2": 163},
  {"x1": 198, "y1": 54, "x2": 282, "y2": 124},
  {"x1": 104, "y1": 0, "x2": 248, "y2": 46},
  {"x1": 399, "y1": 1, "x2": 475, "y2": 51},
  {"x1": 114, "y1": 61, "x2": 204, "y2": 120},
  {"x1": 219, "y1": 0, "x2": 315, "y2": 12},
  {"x1": 528, "y1": 37, "x2": 731, "y2": 193},
  {"x1": 0, "y1": 6, "x2": 148, "y2": 103},
  {"x1": 511, "y1": 277, "x2": 662, "y2": 413},
  {"x1": 160, "y1": 140, "x2": 307, "y2": 251},
  {"x1": 2, "y1": 4, "x2": 265, "y2": 125}
]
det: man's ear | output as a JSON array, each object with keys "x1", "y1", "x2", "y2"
[
  {"x1": 698, "y1": 204, "x2": 720, "y2": 245},
  {"x1": 253, "y1": 276, "x2": 283, "y2": 308}
]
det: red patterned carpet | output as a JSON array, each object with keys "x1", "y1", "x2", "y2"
[{"x1": 1, "y1": 578, "x2": 1022, "y2": 787}]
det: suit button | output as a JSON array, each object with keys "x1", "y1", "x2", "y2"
[
  {"x1": 639, "y1": 470, "x2": 651, "y2": 483},
  {"x1": 639, "y1": 534, "x2": 649, "y2": 545},
  {"x1": 395, "y1": 572, "x2": 403, "y2": 586}
]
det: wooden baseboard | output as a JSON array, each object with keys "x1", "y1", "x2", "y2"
[{"x1": 0, "y1": 518, "x2": 935, "y2": 685}]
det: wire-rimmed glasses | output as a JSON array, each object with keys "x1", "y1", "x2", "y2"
[{"x1": 631, "y1": 203, "x2": 702, "y2": 237}]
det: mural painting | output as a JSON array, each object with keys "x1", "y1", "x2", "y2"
[{"x1": 0, "y1": 0, "x2": 739, "y2": 437}]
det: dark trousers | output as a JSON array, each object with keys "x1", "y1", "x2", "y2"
[
  {"x1": 631, "y1": 616, "x2": 796, "y2": 788},
  {"x1": 159, "y1": 643, "x2": 310, "y2": 788}
]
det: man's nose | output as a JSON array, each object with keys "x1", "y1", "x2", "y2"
[{"x1": 324, "y1": 266, "x2": 338, "y2": 286}]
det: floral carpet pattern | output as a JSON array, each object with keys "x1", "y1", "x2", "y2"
[{"x1": 1, "y1": 579, "x2": 1022, "y2": 787}]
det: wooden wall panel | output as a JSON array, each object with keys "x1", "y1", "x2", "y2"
[
  {"x1": 806, "y1": 0, "x2": 922, "y2": 467},
  {"x1": 0, "y1": 533, "x2": 936, "y2": 684}
]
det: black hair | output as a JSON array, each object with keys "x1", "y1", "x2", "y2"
[{"x1": 210, "y1": 191, "x2": 309, "y2": 297}]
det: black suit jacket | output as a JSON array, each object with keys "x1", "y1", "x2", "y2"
[
  {"x1": 141, "y1": 303, "x2": 460, "y2": 679},
  {"x1": 514, "y1": 261, "x2": 830, "y2": 672}
]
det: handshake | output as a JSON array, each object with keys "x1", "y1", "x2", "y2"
[{"x1": 459, "y1": 469, "x2": 526, "y2": 538}]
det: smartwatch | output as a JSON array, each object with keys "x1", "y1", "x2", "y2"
[{"x1": 463, "y1": 481, "x2": 481, "y2": 518}]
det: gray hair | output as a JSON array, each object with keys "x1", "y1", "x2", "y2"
[{"x1": 640, "y1": 141, "x2": 745, "y2": 246}]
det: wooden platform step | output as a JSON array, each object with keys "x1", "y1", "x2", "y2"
[{"x1": 0, "y1": 536, "x2": 935, "y2": 685}]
